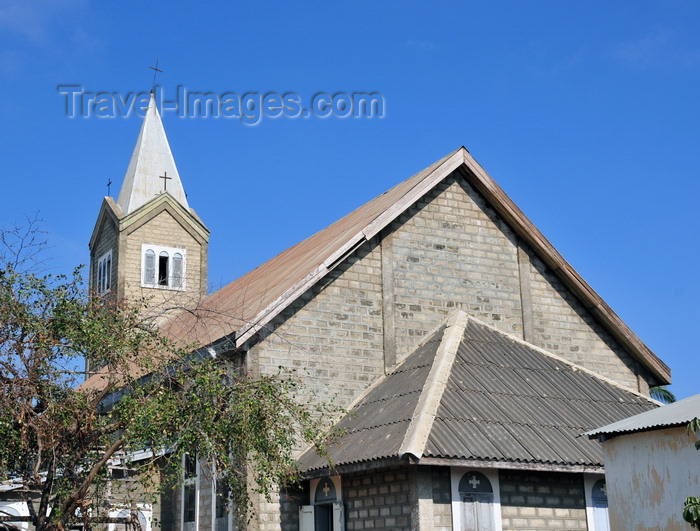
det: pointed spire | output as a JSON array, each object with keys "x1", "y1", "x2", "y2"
[{"x1": 116, "y1": 93, "x2": 189, "y2": 214}]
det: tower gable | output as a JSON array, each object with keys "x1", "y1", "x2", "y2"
[{"x1": 88, "y1": 95, "x2": 209, "y2": 323}]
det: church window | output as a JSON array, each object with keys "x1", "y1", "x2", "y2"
[
  {"x1": 144, "y1": 249, "x2": 156, "y2": 285},
  {"x1": 300, "y1": 477, "x2": 344, "y2": 531},
  {"x1": 172, "y1": 252, "x2": 184, "y2": 288},
  {"x1": 182, "y1": 453, "x2": 199, "y2": 531},
  {"x1": 96, "y1": 250, "x2": 112, "y2": 294},
  {"x1": 158, "y1": 251, "x2": 169, "y2": 286},
  {"x1": 142, "y1": 245, "x2": 186, "y2": 290},
  {"x1": 584, "y1": 475, "x2": 610, "y2": 531},
  {"x1": 451, "y1": 468, "x2": 502, "y2": 531},
  {"x1": 108, "y1": 506, "x2": 151, "y2": 531},
  {"x1": 214, "y1": 478, "x2": 232, "y2": 531}
]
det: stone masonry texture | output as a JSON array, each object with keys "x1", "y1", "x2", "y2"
[
  {"x1": 242, "y1": 169, "x2": 652, "y2": 528},
  {"x1": 431, "y1": 467, "x2": 453, "y2": 530},
  {"x1": 343, "y1": 469, "x2": 414, "y2": 530},
  {"x1": 499, "y1": 470, "x2": 587, "y2": 531}
]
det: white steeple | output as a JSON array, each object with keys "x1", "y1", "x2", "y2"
[{"x1": 116, "y1": 92, "x2": 189, "y2": 214}]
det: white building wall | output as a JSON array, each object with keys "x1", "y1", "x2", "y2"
[{"x1": 602, "y1": 426, "x2": 700, "y2": 530}]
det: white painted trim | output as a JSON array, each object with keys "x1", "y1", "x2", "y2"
[
  {"x1": 0, "y1": 500, "x2": 30, "y2": 531},
  {"x1": 584, "y1": 473, "x2": 609, "y2": 531},
  {"x1": 140, "y1": 243, "x2": 187, "y2": 290},
  {"x1": 212, "y1": 473, "x2": 234, "y2": 531},
  {"x1": 451, "y1": 467, "x2": 502, "y2": 531},
  {"x1": 96, "y1": 249, "x2": 113, "y2": 294},
  {"x1": 108, "y1": 504, "x2": 152, "y2": 531},
  {"x1": 399, "y1": 310, "x2": 468, "y2": 459},
  {"x1": 309, "y1": 476, "x2": 343, "y2": 504},
  {"x1": 181, "y1": 454, "x2": 200, "y2": 529}
]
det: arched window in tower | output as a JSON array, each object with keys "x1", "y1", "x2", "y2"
[
  {"x1": 142, "y1": 245, "x2": 186, "y2": 290},
  {"x1": 144, "y1": 249, "x2": 156, "y2": 285},
  {"x1": 96, "y1": 250, "x2": 112, "y2": 294},
  {"x1": 172, "y1": 252, "x2": 183, "y2": 288},
  {"x1": 158, "y1": 251, "x2": 169, "y2": 286},
  {"x1": 458, "y1": 471, "x2": 495, "y2": 530}
]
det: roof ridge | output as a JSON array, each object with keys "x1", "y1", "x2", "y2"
[{"x1": 399, "y1": 309, "x2": 468, "y2": 460}]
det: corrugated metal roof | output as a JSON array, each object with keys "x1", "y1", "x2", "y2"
[
  {"x1": 297, "y1": 328, "x2": 443, "y2": 471},
  {"x1": 585, "y1": 393, "x2": 700, "y2": 438},
  {"x1": 299, "y1": 313, "x2": 657, "y2": 472},
  {"x1": 82, "y1": 148, "x2": 670, "y2": 392}
]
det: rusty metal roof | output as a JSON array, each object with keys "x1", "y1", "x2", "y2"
[
  {"x1": 82, "y1": 147, "x2": 670, "y2": 392},
  {"x1": 155, "y1": 147, "x2": 668, "y2": 384},
  {"x1": 585, "y1": 393, "x2": 700, "y2": 440},
  {"x1": 298, "y1": 311, "x2": 657, "y2": 472}
]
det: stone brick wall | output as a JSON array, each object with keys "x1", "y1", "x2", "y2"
[
  {"x1": 121, "y1": 208, "x2": 206, "y2": 321},
  {"x1": 279, "y1": 486, "x2": 307, "y2": 531},
  {"x1": 386, "y1": 175, "x2": 523, "y2": 364},
  {"x1": 527, "y1": 251, "x2": 647, "y2": 390},
  {"x1": 246, "y1": 168, "x2": 654, "y2": 528},
  {"x1": 431, "y1": 467, "x2": 453, "y2": 530},
  {"x1": 499, "y1": 470, "x2": 587, "y2": 530},
  {"x1": 250, "y1": 240, "x2": 385, "y2": 410},
  {"x1": 344, "y1": 469, "x2": 413, "y2": 530}
]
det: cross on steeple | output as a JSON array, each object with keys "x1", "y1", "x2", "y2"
[
  {"x1": 149, "y1": 59, "x2": 163, "y2": 92},
  {"x1": 107, "y1": 178, "x2": 112, "y2": 196},
  {"x1": 159, "y1": 171, "x2": 172, "y2": 192}
]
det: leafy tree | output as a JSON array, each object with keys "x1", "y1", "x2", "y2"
[
  {"x1": 0, "y1": 225, "x2": 333, "y2": 531},
  {"x1": 650, "y1": 385, "x2": 676, "y2": 404}
]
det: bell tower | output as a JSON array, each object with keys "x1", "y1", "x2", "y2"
[{"x1": 89, "y1": 93, "x2": 210, "y2": 322}]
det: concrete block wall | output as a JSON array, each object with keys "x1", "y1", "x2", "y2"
[
  {"x1": 278, "y1": 486, "x2": 306, "y2": 531},
  {"x1": 250, "y1": 240, "x2": 385, "y2": 410},
  {"x1": 431, "y1": 467, "x2": 453, "y2": 531},
  {"x1": 386, "y1": 175, "x2": 523, "y2": 363},
  {"x1": 527, "y1": 252, "x2": 645, "y2": 391},
  {"x1": 499, "y1": 470, "x2": 587, "y2": 530},
  {"x1": 245, "y1": 169, "x2": 656, "y2": 528},
  {"x1": 121, "y1": 209, "x2": 206, "y2": 320},
  {"x1": 251, "y1": 170, "x2": 650, "y2": 419},
  {"x1": 344, "y1": 469, "x2": 414, "y2": 530}
]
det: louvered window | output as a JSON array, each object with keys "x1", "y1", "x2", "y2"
[
  {"x1": 144, "y1": 249, "x2": 156, "y2": 285},
  {"x1": 96, "y1": 250, "x2": 112, "y2": 294},
  {"x1": 172, "y1": 253, "x2": 183, "y2": 288},
  {"x1": 142, "y1": 245, "x2": 186, "y2": 290}
]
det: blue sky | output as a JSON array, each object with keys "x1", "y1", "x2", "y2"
[{"x1": 1, "y1": 1, "x2": 698, "y2": 398}]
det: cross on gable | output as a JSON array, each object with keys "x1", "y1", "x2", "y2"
[
  {"x1": 159, "y1": 171, "x2": 172, "y2": 192},
  {"x1": 468, "y1": 474, "x2": 480, "y2": 489}
]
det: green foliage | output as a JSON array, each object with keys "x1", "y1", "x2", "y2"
[
  {"x1": 0, "y1": 255, "x2": 335, "y2": 530},
  {"x1": 685, "y1": 497, "x2": 700, "y2": 528},
  {"x1": 650, "y1": 385, "x2": 677, "y2": 404}
]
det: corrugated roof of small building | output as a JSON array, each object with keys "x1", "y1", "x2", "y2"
[
  {"x1": 586, "y1": 393, "x2": 700, "y2": 439},
  {"x1": 299, "y1": 311, "x2": 657, "y2": 473}
]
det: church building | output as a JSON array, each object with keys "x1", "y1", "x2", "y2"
[{"x1": 87, "y1": 92, "x2": 669, "y2": 531}]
